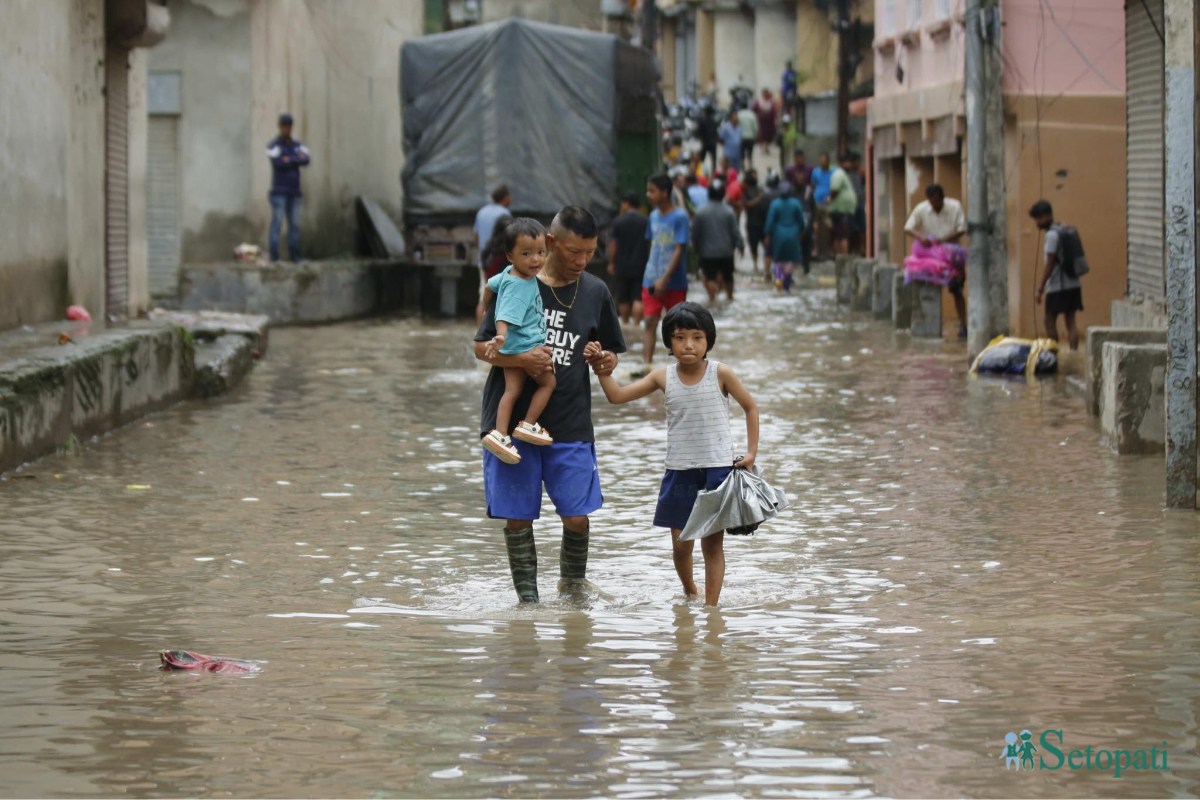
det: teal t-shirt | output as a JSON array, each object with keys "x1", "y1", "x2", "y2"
[{"x1": 487, "y1": 266, "x2": 546, "y2": 355}]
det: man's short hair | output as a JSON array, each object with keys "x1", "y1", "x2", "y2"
[
  {"x1": 549, "y1": 206, "x2": 598, "y2": 241},
  {"x1": 708, "y1": 180, "x2": 726, "y2": 201},
  {"x1": 925, "y1": 184, "x2": 945, "y2": 199},
  {"x1": 621, "y1": 192, "x2": 641, "y2": 208},
  {"x1": 662, "y1": 301, "x2": 717, "y2": 352},
  {"x1": 648, "y1": 174, "x2": 673, "y2": 193},
  {"x1": 794, "y1": 149, "x2": 806, "y2": 159},
  {"x1": 503, "y1": 217, "x2": 546, "y2": 252},
  {"x1": 685, "y1": 173, "x2": 698, "y2": 186},
  {"x1": 1029, "y1": 199, "x2": 1053, "y2": 218},
  {"x1": 490, "y1": 184, "x2": 510, "y2": 204}
]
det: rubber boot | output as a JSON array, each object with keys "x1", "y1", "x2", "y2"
[
  {"x1": 504, "y1": 525, "x2": 539, "y2": 603},
  {"x1": 560, "y1": 521, "x2": 590, "y2": 583}
]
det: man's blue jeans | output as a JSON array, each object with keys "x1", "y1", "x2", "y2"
[{"x1": 268, "y1": 193, "x2": 302, "y2": 262}]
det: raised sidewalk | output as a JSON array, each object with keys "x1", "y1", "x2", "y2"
[{"x1": 0, "y1": 311, "x2": 267, "y2": 474}]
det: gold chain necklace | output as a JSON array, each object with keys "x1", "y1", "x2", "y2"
[{"x1": 548, "y1": 278, "x2": 580, "y2": 310}]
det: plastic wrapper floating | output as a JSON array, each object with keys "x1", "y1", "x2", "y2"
[
  {"x1": 159, "y1": 650, "x2": 261, "y2": 675},
  {"x1": 679, "y1": 466, "x2": 790, "y2": 542}
]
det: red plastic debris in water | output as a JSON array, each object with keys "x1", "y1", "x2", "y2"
[
  {"x1": 66, "y1": 305, "x2": 92, "y2": 321},
  {"x1": 159, "y1": 649, "x2": 260, "y2": 675}
]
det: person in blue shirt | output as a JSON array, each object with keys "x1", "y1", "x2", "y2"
[
  {"x1": 718, "y1": 111, "x2": 743, "y2": 172},
  {"x1": 265, "y1": 113, "x2": 311, "y2": 262},
  {"x1": 781, "y1": 60, "x2": 798, "y2": 118},
  {"x1": 480, "y1": 218, "x2": 557, "y2": 464},
  {"x1": 637, "y1": 174, "x2": 690, "y2": 376},
  {"x1": 809, "y1": 151, "x2": 833, "y2": 259}
]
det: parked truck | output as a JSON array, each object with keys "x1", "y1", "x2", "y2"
[{"x1": 400, "y1": 18, "x2": 659, "y2": 264}]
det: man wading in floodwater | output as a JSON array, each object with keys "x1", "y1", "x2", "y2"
[{"x1": 474, "y1": 206, "x2": 625, "y2": 602}]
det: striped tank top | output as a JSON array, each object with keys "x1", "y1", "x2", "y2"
[{"x1": 664, "y1": 359, "x2": 734, "y2": 470}]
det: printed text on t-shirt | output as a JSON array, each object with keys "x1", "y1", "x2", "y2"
[{"x1": 544, "y1": 309, "x2": 580, "y2": 365}]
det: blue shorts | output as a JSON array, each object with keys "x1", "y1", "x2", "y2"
[
  {"x1": 653, "y1": 466, "x2": 733, "y2": 530},
  {"x1": 483, "y1": 440, "x2": 603, "y2": 521}
]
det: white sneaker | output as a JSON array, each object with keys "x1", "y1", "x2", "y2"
[
  {"x1": 482, "y1": 429, "x2": 520, "y2": 464},
  {"x1": 512, "y1": 421, "x2": 553, "y2": 446}
]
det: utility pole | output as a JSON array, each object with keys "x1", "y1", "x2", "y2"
[
  {"x1": 835, "y1": 0, "x2": 850, "y2": 158},
  {"x1": 982, "y1": 0, "x2": 1007, "y2": 344},
  {"x1": 1164, "y1": 0, "x2": 1197, "y2": 509},
  {"x1": 641, "y1": 0, "x2": 657, "y2": 52},
  {"x1": 964, "y1": 0, "x2": 990, "y2": 357},
  {"x1": 963, "y1": 0, "x2": 1006, "y2": 358}
]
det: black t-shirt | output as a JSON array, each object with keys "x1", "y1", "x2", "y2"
[
  {"x1": 476, "y1": 272, "x2": 626, "y2": 442},
  {"x1": 610, "y1": 211, "x2": 650, "y2": 278},
  {"x1": 743, "y1": 185, "x2": 768, "y2": 228}
]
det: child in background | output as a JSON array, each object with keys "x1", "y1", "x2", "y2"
[
  {"x1": 480, "y1": 218, "x2": 555, "y2": 464},
  {"x1": 481, "y1": 216, "x2": 515, "y2": 284},
  {"x1": 585, "y1": 302, "x2": 759, "y2": 605}
]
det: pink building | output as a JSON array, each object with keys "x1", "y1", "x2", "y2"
[{"x1": 868, "y1": 0, "x2": 1127, "y2": 338}]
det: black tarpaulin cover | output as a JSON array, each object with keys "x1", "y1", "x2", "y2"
[{"x1": 401, "y1": 18, "x2": 621, "y2": 225}]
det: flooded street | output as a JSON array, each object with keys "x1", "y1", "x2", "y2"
[{"x1": 3, "y1": 277, "x2": 1200, "y2": 798}]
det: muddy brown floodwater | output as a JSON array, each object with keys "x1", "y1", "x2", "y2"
[{"x1": 2, "y1": 278, "x2": 1199, "y2": 798}]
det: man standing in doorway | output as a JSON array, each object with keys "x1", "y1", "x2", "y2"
[
  {"x1": 904, "y1": 183, "x2": 968, "y2": 338},
  {"x1": 607, "y1": 193, "x2": 649, "y2": 326},
  {"x1": 474, "y1": 207, "x2": 625, "y2": 603},
  {"x1": 474, "y1": 184, "x2": 513, "y2": 322},
  {"x1": 1030, "y1": 200, "x2": 1084, "y2": 351},
  {"x1": 266, "y1": 112, "x2": 310, "y2": 262}
]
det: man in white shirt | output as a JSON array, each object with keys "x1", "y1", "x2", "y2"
[{"x1": 905, "y1": 184, "x2": 968, "y2": 338}]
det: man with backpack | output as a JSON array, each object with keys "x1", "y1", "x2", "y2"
[{"x1": 1029, "y1": 199, "x2": 1087, "y2": 351}]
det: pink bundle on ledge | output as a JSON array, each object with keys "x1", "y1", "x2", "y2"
[{"x1": 903, "y1": 241, "x2": 966, "y2": 286}]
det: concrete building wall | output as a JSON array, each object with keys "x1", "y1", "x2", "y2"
[
  {"x1": 481, "y1": 0, "x2": 603, "y2": 30},
  {"x1": 660, "y1": 16, "x2": 677, "y2": 102},
  {"x1": 754, "y1": 3, "x2": 798, "y2": 96},
  {"x1": 697, "y1": 8, "x2": 716, "y2": 97},
  {"x1": 148, "y1": 0, "x2": 254, "y2": 264},
  {"x1": 68, "y1": 0, "x2": 109, "y2": 322},
  {"x1": 1001, "y1": 0, "x2": 1126, "y2": 96},
  {"x1": 249, "y1": 0, "x2": 423, "y2": 258},
  {"x1": 127, "y1": 47, "x2": 150, "y2": 317},
  {"x1": 1005, "y1": 95, "x2": 1127, "y2": 338},
  {"x1": 713, "y1": 9, "x2": 756, "y2": 102},
  {"x1": 148, "y1": 0, "x2": 422, "y2": 264},
  {"x1": 796, "y1": 0, "x2": 838, "y2": 93},
  {"x1": 0, "y1": 0, "x2": 73, "y2": 328}
]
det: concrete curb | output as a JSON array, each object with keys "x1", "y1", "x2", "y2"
[{"x1": 0, "y1": 311, "x2": 269, "y2": 474}]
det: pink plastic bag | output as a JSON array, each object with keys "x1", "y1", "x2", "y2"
[{"x1": 66, "y1": 305, "x2": 92, "y2": 322}]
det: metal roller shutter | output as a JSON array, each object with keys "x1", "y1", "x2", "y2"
[
  {"x1": 1125, "y1": 0, "x2": 1164, "y2": 305},
  {"x1": 105, "y1": 46, "x2": 130, "y2": 319},
  {"x1": 147, "y1": 116, "x2": 181, "y2": 298}
]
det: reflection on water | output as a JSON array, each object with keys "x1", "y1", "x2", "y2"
[{"x1": 2, "y1": 280, "x2": 1200, "y2": 798}]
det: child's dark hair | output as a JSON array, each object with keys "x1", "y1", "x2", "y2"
[
  {"x1": 504, "y1": 217, "x2": 547, "y2": 252},
  {"x1": 482, "y1": 215, "x2": 515, "y2": 262},
  {"x1": 662, "y1": 301, "x2": 717, "y2": 352}
]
